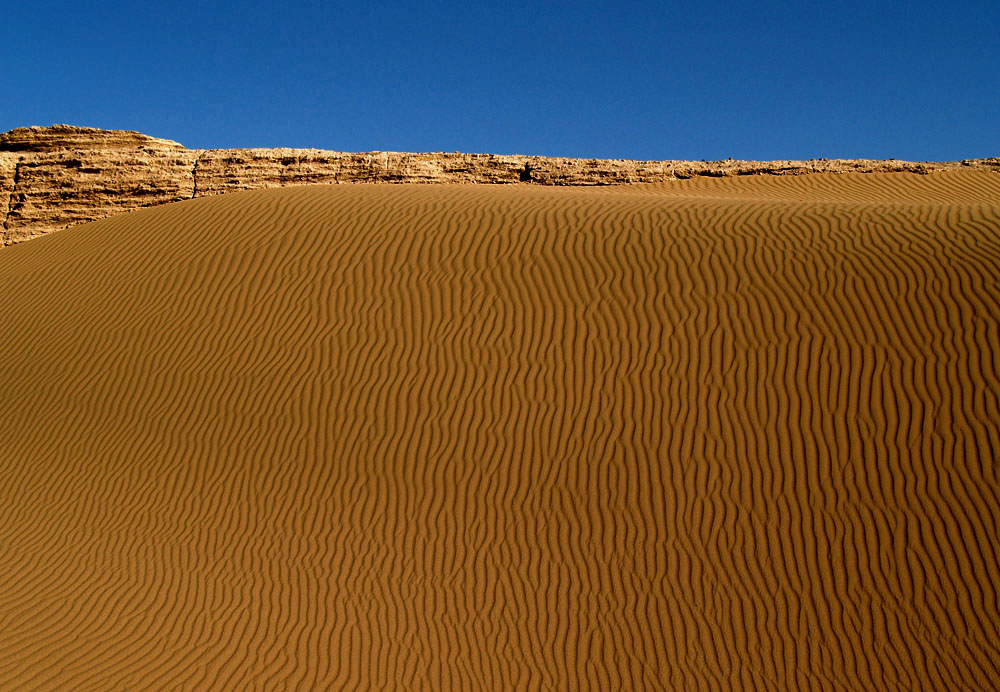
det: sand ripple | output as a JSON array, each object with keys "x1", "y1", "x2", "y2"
[{"x1": 0, "y1": 171, "x2": 998, "y2": 690}]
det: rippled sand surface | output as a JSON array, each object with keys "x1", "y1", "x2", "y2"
[{"x1": 1, "y1": 172, "x2": 998, "y2": 691}]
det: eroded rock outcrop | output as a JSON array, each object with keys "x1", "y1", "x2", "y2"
[
  {"x1": 2, "y1": 124, "x2": 997, "y2": 245},
  {"x1": 1, "y1": 126, "x2": 197, "y2": 244}
]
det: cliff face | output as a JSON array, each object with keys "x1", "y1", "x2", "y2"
[
  {"x1": 1, "y1": 126, "x2": 197, "y2": 244},
  {"x1": 2, "y1": 125, "x2": 997, "y2": 245}
]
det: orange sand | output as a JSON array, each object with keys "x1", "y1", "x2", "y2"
[{"x1": 0, "y1": 172, "x2": 998, "y2": 690}]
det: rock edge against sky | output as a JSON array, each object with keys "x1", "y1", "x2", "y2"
[{"x1": 2, "y1": 124, "x2": 997, "y2": 245}]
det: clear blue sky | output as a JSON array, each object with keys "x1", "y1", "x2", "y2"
[{"x1": 3, "y1": 1, "x2": 997, "y2": 160}]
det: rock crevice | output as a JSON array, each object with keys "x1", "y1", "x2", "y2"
[
  {"x1": 2, "y1": 159, "x2": 21, "y2": 232},
  {"x1": 191, "y1": 150, "x2": 207, "y2": 200},
  {"x1": 1, "y1": 124, "x2": 997, "y2": 245}
]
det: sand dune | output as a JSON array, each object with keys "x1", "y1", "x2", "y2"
[{"x1": 0, "y1": 171, "x2": 998, "y2": 691}]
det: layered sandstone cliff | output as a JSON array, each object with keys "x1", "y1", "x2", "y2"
[
  {"x1": 2, "y1": 124, "x2": 997, "y2": 244},
  {"x1": 1, "y1": 126, "x2": 196, "y2": 244}
]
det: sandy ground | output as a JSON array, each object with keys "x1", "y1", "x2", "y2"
[{"x1": 0, "y1": 171, "x2": 998, "y2": 691}]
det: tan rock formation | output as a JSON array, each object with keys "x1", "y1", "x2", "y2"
[
  {"x1": 1, "y1": 126, "x2": 197, "y2": 244},
  {"x1": 1, "y1": 124, "x2": 997, "y2": 245},
  {"x1": 0, "y1": 124, "x2": 186, "y2": 152},
  {"x1": 0, "y1": 154, "x2": 16, "y2": 230}
]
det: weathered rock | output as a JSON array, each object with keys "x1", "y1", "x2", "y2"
[
  {"x1": 0, "y1": 124, "x2": 185, "y2": 152},
  {"x1": 1, "y1": 125, "x2": 997, "y2": 245},
  {"x1": 2, "y1": 126, "x2": 197, "y2": 244},
  {"x1": 0, "y1": 154, "x2": 17, "y2": 230}
]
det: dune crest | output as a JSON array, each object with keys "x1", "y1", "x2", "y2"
[{"x1": 0, "y1": 172, "x2": 999, "y2": 690}]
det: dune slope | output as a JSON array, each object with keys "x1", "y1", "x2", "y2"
[{"x1": 0, "y1": 172, "x2": 999, "y2": 691}]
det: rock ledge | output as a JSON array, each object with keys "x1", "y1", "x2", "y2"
[{"x1": 1, "y1": 125, "x2": 996, "y2": 245}]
